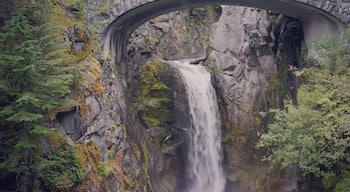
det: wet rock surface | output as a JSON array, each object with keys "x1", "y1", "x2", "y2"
[
  {"x1": 207, "y1": 6, "x2": 304, "y2": 191},
  {"x1": 67, "y1": 2, "x2": 307, "y2": 191}
]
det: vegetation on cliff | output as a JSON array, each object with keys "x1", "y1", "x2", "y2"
[
  {"x1": 257, "y1": 29, "x2": 350, "y2": 191},
  {"x1": 0, "y1": 0, "x2": 88, "y2": 190},
  {"x1": 138, "y1": 58, "x2": 174, "y2": 148},
  {"x1": 1, "y1": 0, "x2": 349, "y2": 191}
]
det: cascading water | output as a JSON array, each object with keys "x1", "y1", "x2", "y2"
[{"x1": 169, "y1": 60, "x2": 226, "y2": 192}]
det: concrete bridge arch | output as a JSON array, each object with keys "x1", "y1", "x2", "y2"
[{"x1": 102, "y1": 0, "x2": 349, "y2": 63}]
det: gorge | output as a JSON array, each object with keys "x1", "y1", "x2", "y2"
[{"x1": 0, "y1": 0, "x2": 349, "y2": 191}]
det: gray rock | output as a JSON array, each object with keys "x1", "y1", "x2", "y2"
[
  {"x1": 69, "y1": 0, "x2": 322, "y2": 191},
  {"x1": 84, "y1": 96, "x2": 101, "y2": 127},
  {"x1": 151, "y1": 20, "x2": 170, "y2": 33},
  {"x1": 208, "y1": 6, "x2": 280, "y2": 191},
  {"x1": 57, "y1": 109, "x2": 82, "y2": 141}
]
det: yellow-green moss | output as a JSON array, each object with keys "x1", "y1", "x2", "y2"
[
  {"x1": 138, "y1": 58, "x2": 171, "y2": 132},
  {"x1": 75, "y1": 142, "x2": 117, "y2": 191},
  {"x1": 140, "y1": 140, "x2": 150, "y2": 174},
  {"x1": 98, "y1": 3, "x2": 111, "y2": 14},
  {"x1": 76, "y1": 142, "x2": 101, "y2": 173},
  {"x1": 74, "y1": 56, "x2": 104, "y2": 117}
]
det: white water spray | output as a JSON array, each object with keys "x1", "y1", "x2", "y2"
[{"x1": 169, "y1": 60, "x2": 226, "y2": 192}]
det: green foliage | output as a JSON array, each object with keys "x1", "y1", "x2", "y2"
[
  {"x1": 0, "y1": 1, "x2": 73, "y2": 122},
  {"x1": 0, "y1": 0, "x2": 76, "y2": 190},
  {"x1": 257, "y1": 30, "x2": 350, "y2": 183},
  {"x1": 335, "y1": 177, "x2": 350, "y2": 192},
  {"x1": 313, "y1": 29, "x2": 350, "y2": 74},
  {"x1": 321, "y1": 169, "x2": 350, "y2": 191},
  {"x1": 257, "y1": 105, "x2": 350, "y2": 177},
  {"x1": 40, "y1": 147, "x2": 85, "y2": 191}
]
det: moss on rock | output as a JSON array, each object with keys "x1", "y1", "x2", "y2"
[{"x1": 138, "y1": 58, "x2": 173, "y2": 140}]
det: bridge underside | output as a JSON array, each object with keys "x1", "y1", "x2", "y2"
[{"x1": 103, "y1": 0, "x2": 346, "y2": 63}]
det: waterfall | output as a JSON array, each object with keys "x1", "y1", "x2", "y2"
[{"x1": 169, "y1": 60, "x2": 226, "y2": 192}]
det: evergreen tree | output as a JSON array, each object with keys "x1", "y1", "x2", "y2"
[{"x1": 0, "y1": 0, "x2": 74, "y2": 190}]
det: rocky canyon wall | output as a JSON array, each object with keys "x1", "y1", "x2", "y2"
[
  {"x1": 55, "y1": 4, "x2": 304, "y2": 192},
  {"x1": 121, "y1": 5, "x2": 304, "y2": 191},
  {"x1": 206, "y1": 6, "x2": 303, "y2": 191}
]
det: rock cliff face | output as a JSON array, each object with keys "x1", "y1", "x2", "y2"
[
  {"x1": 56, "y1": 7, "x2": 221, "y2": 191},
  {"x1": 120, "y1": 5, "x2": 304, "y2": 191},
  {"x1": 208, "y1": 7, "x2": 279, "y2": 191},
  {"x1": 123, "y1": 8, "x2": 222, "y2": 191},
  {"x1": 206, "y1": 6, "x2": 304, "y2": 191},
  {"x1": 56, "y1": 4, "x2": 304, "y2": 192}
]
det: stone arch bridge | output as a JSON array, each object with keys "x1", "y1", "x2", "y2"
[{"x1": 91, "y1": 0, "x2": 350, "y2": 63}]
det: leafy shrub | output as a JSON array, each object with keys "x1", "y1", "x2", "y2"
[{"x1": 257, "y1": 29, "x2": 350, "y2": 182}]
